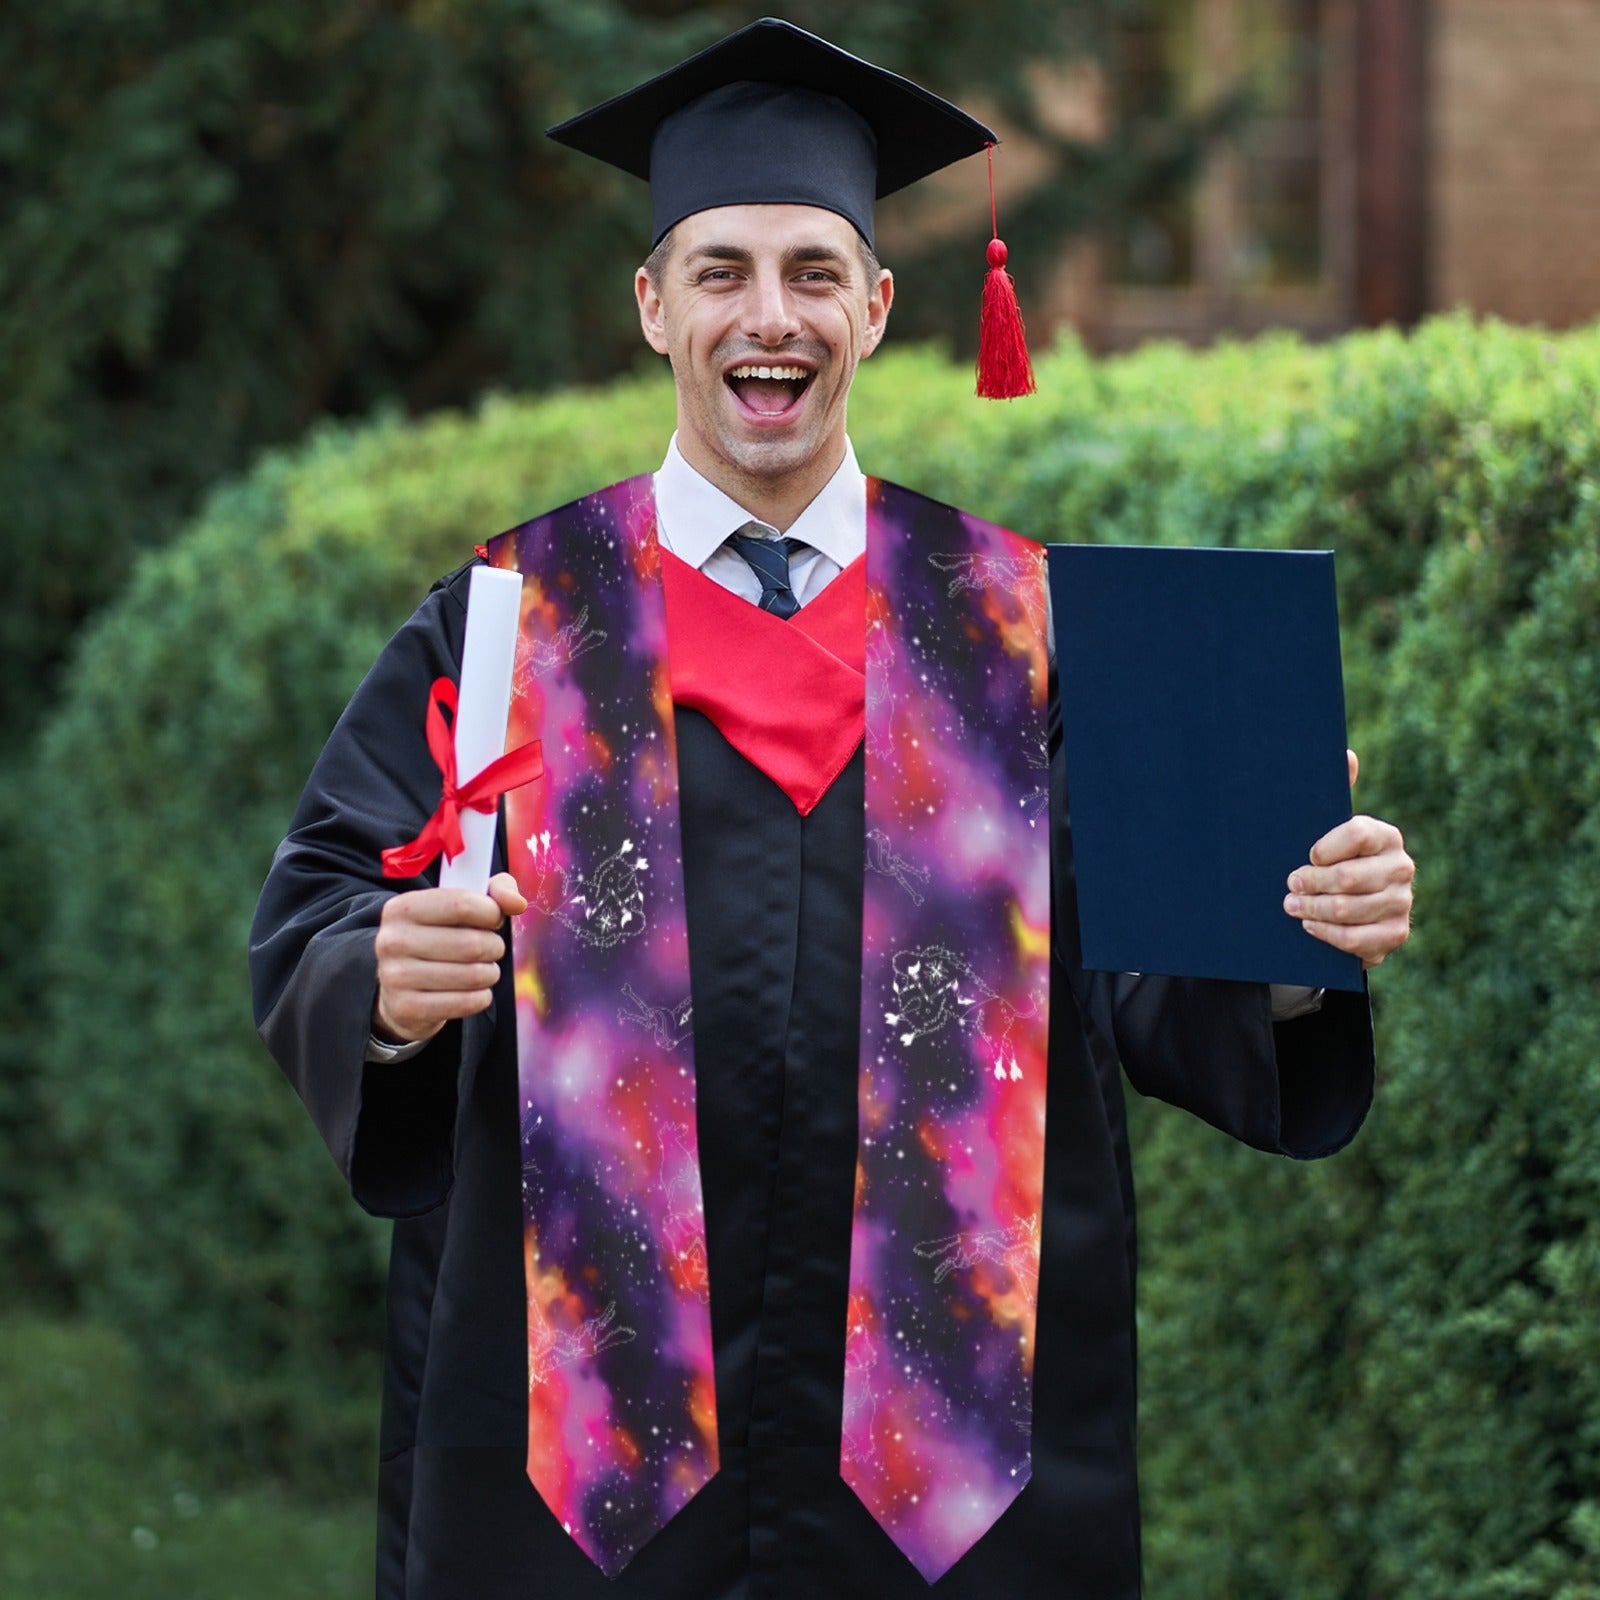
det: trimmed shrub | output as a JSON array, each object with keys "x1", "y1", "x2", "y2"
[
  {"x1": 34, "y1": 380, "x2": 675, "y2": 1479},
  {"x1": 1124, "y1": 323, "x2": 1600, "y2": 1600}
]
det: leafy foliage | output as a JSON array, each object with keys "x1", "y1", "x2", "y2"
[
  {"x1": 33, "y1": 318, "x2": 1600, "y2": 1600},
  {"x1": 0, "y1": 1315, "x2": 369, "y2": 1597},
  {"x1": 33, "y1": 376, "x2": 675, "y2": 1477}
]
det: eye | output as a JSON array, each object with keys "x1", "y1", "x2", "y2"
[{"x1": 697, "y1": 267, "x2": 743, "y2": 284}]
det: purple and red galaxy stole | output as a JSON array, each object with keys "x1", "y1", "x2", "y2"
[{"x1": 486, "y1": 474, "x2": 1050, "y2": 1583}]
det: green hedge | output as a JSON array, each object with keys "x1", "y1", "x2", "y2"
[
  {"x1": 32, "y1": 378, "x2": 676, "y2": 1479},
  {"x1": 33, "y1": 319, "x2": 1600, "y2": 1596}
]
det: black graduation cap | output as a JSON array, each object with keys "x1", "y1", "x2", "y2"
[{"x1": 546, "y1": 16, "x2": 999, "y2": 249}]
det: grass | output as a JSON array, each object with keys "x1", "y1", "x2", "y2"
[{"x1": 0, "y1": 1314, "x2": 372, "y2": 1599}]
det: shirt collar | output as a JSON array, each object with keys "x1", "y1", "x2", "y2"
[{"x1": 653, "y1": 434, "x2": 866, "y2": 571}]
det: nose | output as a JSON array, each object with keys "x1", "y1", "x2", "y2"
[{"x1": 744, "y1": 266, "x2": 801, "y2": 347}]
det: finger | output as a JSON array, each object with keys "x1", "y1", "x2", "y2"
[
  {"x1": 1302, "y1": 915, "x2": 1410, "y2": 965},
  {"x1": 1308, "y1": 814, "x2": 1405, "y2": 868},
  {"x1": 375, "y1": 922, "x2": 506, "y2": 965},
  {"x1": 380, "y1": 956, "x2": 504, "y2": 994},
  {"x1": 382, "y1": 887, "x2": 508, "y2": 930},
  {"x1": 1288, "y1": 850, "x2": 1415, "y2": 898},
  {"x1": 1347, "y1": 748, "x2": 1359, "y2": 790},
  {"x1": 1284, "y1": 883, "x2": 1413, "y2": 926},
  {"x1": 488, "y1": 871, "x2": 529, "y2": 918},
  {"x1": 375, "y1": 985, "x2": 494, "y2": 1043}
]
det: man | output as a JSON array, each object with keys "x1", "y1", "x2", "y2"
[{"x1": 250, "y1": 19, "x2": 1413, "y2": 1599}]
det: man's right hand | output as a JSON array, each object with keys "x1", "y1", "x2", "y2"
[{"x1": 372, "y1": 871, "x2": 528, "y2": 1045}]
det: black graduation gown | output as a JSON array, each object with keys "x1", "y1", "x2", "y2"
[{"x1": 250, "y1": 558, "x2": 1374, "y2": 1600}]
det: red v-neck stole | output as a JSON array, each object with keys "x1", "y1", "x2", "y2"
[{"x1": 660, "y1": 549, "x2": 866, "y2": 815}]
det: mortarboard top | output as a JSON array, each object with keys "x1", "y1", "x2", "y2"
[{"x1": 547, "y1": 17, "x2": 998, "y2": 248}]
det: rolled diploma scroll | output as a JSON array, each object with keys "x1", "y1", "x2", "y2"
[{"x1": 438, "y1": 565, "x2": 524, "y2": 893}]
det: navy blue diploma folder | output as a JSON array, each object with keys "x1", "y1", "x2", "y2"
[{"x1": 1048, "y1": 543, "x2": 1364, "y2": 993}]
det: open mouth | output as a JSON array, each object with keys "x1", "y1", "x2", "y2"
[{"x1": 725, "y1": 363, "x2": 814, "y2": 419}]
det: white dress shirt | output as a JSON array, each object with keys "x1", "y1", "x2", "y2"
[
  {"x1": 367, "y1": 437, "x2": 1318, "y2": 1059},
  {"x1": 653, "y1": 433, "x2": 864, "y2": 606}
]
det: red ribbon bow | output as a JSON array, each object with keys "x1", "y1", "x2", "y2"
[{"x1": 381, "y1": 677, "x2": 545, "y2": 880}]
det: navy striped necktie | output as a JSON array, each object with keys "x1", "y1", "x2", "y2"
[{"x1": 726, "y1": 524, "x2": 808, "y2": 619}]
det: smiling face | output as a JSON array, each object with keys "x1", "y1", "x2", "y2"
[{"x1": 635, "y1": 204, "x2": 893, "y2": 527}]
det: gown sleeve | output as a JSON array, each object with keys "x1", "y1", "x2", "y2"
[
  {"x1": 1047, "y1": 670, "x2": 1375, "y2": 1161},
  {"x1": 248, "y1": 562, "x2": 497, "y2": 1216}
]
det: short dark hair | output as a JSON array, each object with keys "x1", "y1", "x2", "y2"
[
  {"x1": 642, "y1": 225, "x2": 883, "y2": 291},
  {"x1": 643, "y1": 227, "x2": 677, "y2": 291}
]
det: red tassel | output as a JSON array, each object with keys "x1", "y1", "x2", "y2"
[
  {"x1": 976, "y1": 146, "x2": 1036, "y2": 400},
  {"x1": 977, "y1": 239, "x2": 1036, "y2": 399}
]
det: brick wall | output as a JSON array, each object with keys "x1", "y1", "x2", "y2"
[{"x1": 1431, "y1": 0, "x2": 1600, "y2": 327}]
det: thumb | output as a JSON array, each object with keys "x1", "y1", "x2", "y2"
[
  {"x1": 1347, "y1": 748, "x2": 1360, "y2": 791},
  {"x1": 488, "y1": 870, "x2": 528, "y2": 918}
]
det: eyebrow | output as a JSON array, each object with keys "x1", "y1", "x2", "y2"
[{"x1": 684, "y1": 242, "x2": 855, "y2": 272}]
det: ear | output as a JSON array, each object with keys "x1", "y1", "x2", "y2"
[
  {"x1": 636, "y1": 266, "x2": 670, "y2": 356},
  {"x1": 861, "y1": 268, "x2": 894, "y2": 358}
]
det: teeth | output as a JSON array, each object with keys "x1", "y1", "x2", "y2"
[{"x1": 727, "y1": 365, "x2": 809, "y2": 381}]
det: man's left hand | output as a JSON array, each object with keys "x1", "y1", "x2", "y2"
[{"x1": 1284, "y1": 749, "x2": 1415, "y2": 969}]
